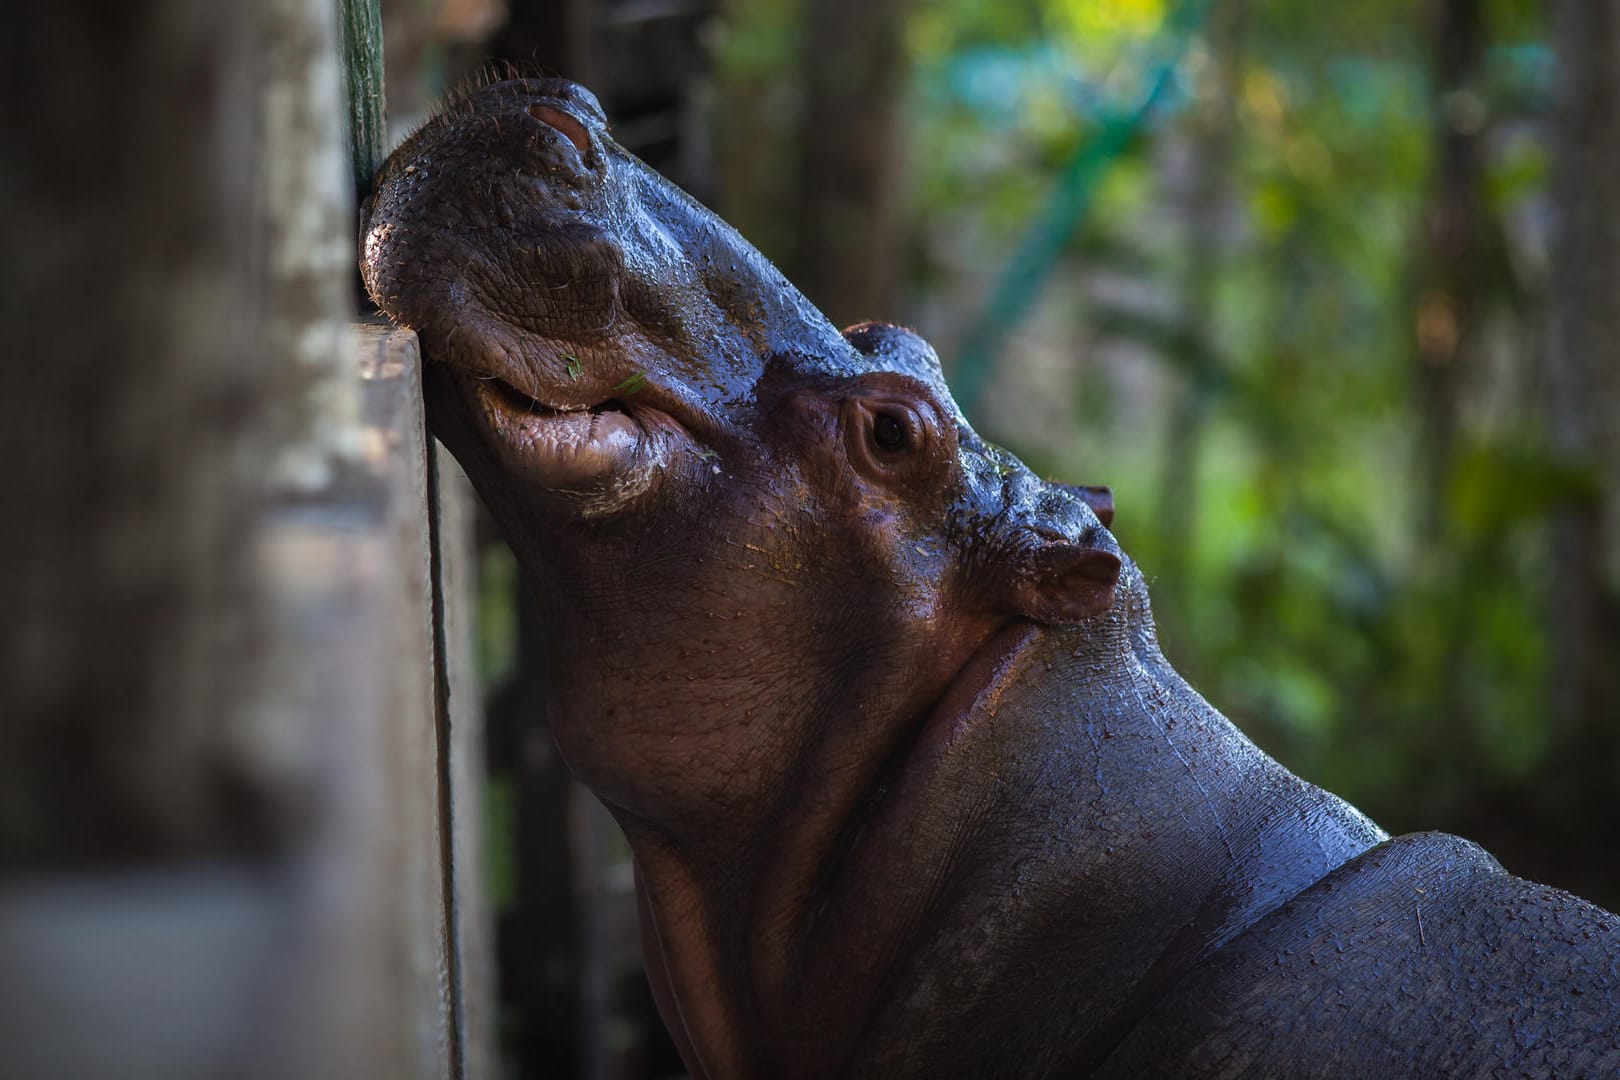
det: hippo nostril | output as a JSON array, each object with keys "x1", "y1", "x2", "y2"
[{"x1": 529, "y1": 103, "x2": 590, "y2": 153}]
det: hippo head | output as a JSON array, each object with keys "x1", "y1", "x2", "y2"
[
  {"x1": 363, "y1": 77, "x2": 1128, "y2": 1069},
  {"x1": 363, "y1": 76, "x2": 1121, "y2": 822}
]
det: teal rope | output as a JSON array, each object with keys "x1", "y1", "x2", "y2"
[{"x1": 951, "y1": 0, "x2": 1212, "y2": 416}]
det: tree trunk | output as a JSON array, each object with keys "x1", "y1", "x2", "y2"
[
  {"x1": 791, "y1": 0, "x2": 913, "y2": 326},
  {"x1": 1412, "y1": 0, "x2": 1487, "y2": 539},
  {"x1": 1545, "y1": 0, "x2": 1620, "y2": 774}
]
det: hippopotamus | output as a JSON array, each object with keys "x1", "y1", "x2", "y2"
[{"x1": 361, "y1": 78, "x2": 1620, "y2": 1078}]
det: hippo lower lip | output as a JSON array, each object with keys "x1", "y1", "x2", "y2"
[{"x1": 462, "y1": 372, "x2": 657, "y2": 490}]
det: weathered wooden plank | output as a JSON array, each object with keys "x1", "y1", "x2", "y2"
[
  {"x1": 0, "y1": 323, "x2": 485, "y2": 1080},
  {"x1": 0, "y1": 868, "x2": 301, "y2": 1080},
  {"x1": 353, "y1": 320, "x2": 497, "y2": 1080},
  {"x1": 0, "y1": 358, "x2": 386, "y2": 1079},
  {"x1": 430, "y1": 445, "x2": 498, "y2": 1079},
  {"x1": 354, "y1": 320, "x2": 458, "y2": 1080}
]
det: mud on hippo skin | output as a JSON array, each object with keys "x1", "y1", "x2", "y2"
[{"x1": 363, "y1": 77, "x2": 1620, "y2": 1079}]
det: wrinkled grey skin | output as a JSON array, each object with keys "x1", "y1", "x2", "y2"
[{"x1": 362, "y1": 78, "x2": 1620, "y2": 1078}]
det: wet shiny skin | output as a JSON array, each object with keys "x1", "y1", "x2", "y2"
[{"x1": 363, "y1": 78, "x2": 1620, "y2": 1079}]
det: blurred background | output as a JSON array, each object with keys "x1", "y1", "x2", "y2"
[
  {"x1": 14, "y1": 1, "x2": 1599, "y2": 1078},
  {"x1": 370, "y1": 0, "x2": 1620, "y2": 1074},
  {"x1": 1, "y1": 1, "x2": 1613, "y2": 1078}
]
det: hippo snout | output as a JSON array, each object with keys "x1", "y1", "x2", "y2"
[
  {"x1": 1017, "y1": 489, "x2": 1123, "y2": 625},
  {"x1": 364, "y1": 76, "x2": 860, "y2": 442}
]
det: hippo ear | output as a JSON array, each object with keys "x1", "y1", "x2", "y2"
[
  {"x1": 1012, "y1": 545, "x2": 1122, "y2": 625},
  {"x1": 842, "y1": 322, "x2": 948, "y2": 389}
]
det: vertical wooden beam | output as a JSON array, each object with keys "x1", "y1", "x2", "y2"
[
  {"x1": 352, "y1": 323, "x2": 455, "y2": 1080},
  {"x1": 1155, "y1": 0, "x2": 1243, "y2": 626},
  {"x1": 1, "y1": 0, "x2": 494, "y2": 1076},
  {"x1": 496, "y1": 581, "x2": 585, "y2": 1078},
  {"x1": 428, "y1": 441, "x2": 497, "y2": 1079},
  {"x1": 491, "y1": 0, "x2": 598, "y2": 87},
  {"x1": 791, "y1": 0, "x2": 913, "y2": 326},
  {"x1": 0, "y1": 0, "x2": 274, "y2": 866},
  {"x1": 264, "y1": 0, "x2": 362, "y2": 491},
  {"x1": 1411, "y1": 0, "x2": 1486, "y2": 540}
]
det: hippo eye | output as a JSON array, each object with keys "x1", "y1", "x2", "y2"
[
  {"x1": 838, "y1": 392, "x2": 941, "y2": 484},
  {"x1": 871, "y1": 410, "x2": 910, "y2": 453}
]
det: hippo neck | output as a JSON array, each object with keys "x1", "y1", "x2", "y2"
[{"x1": 618, "y1": 563, "x2": 1387, "y2": 1078}]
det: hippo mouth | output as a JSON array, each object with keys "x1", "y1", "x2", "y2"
[
  {"x1": 446, "y1": 369, "x2": 689, "y2": 497},
  {"x1": 480, "y1": 377, "x2": 637, "y2": 479}
]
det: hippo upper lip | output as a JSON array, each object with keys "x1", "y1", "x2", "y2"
[{"x1": 479, "y1": 372, "x2": 593, "y2": 416}]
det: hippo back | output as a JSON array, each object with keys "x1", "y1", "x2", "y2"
[{"x1": 1100, "y1": 831, "x2": 1620, "y2": 1078}]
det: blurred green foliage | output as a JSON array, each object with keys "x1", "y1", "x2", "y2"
[{"x1": 715, "y1": 0, "x2": 1610, "y2": 896}]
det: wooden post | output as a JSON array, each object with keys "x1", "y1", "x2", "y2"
[
  {"x1": 0, "y1": 0, "x2": 276, "y2": 871},
  {"x1": 0, "y1": 2, "x2": 492, "y2": 1076}
]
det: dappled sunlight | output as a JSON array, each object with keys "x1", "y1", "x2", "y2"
[{"x1": 1050, "y1": 0, "x2": 1168, "y2": 43}]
